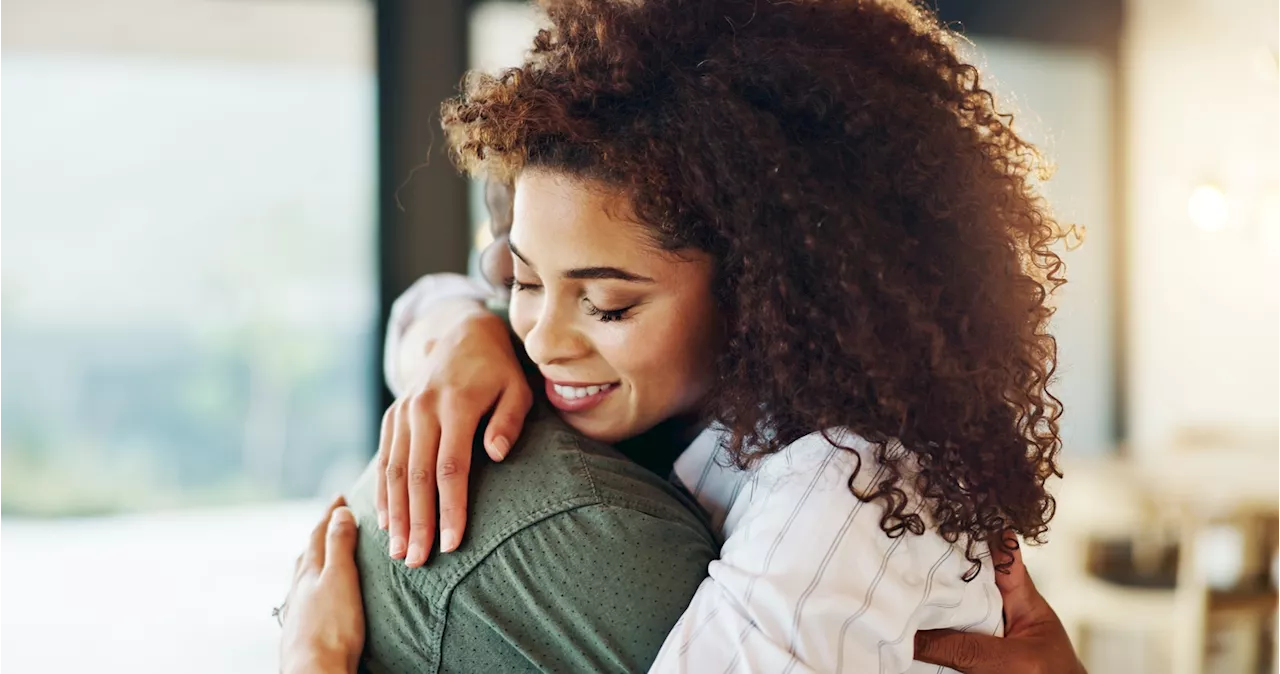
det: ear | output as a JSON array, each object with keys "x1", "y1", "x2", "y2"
[
  {"x1": 485, "y1": 179, "x2": 515, "y2": 236},
  {"x1": 480, "y1": 234, "x2": 514, "y2": 295}
]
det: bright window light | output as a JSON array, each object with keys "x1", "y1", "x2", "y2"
[
  {"x1": 1188, "y1": 184, "x2": 1230, "y2": 231},
  {"x1": 1257, "y1": 189, "x2": 1279, "y2": 249}
]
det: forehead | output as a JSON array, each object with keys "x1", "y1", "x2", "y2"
[{"x1": 510, "y1": 171, "x2": 657, "y2": 265}]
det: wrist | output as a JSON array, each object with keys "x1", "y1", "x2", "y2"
[
  {"x1": 455, "y1": 304, "x2": 506, "y2": 334},
  {"x1": 395, "y1": 300, "x2": 492, "y2": 390}
]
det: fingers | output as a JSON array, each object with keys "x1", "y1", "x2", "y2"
[
  {"x1": 483, "y1": 383, "x2": 532, "y2": 462},
  {"x1": 437, "y1": 400, "x2": 483, "y2": 554},
  {"x1": 994, "y1": 538, "x2": 1043, "y2": 619},
  {"x1": 404, "y1": 402, "x2": 441, "y2": 567},
  {"x1": 323, "y1": 506, "x2": 359, "y2": 572},
  {"x1": 385, "y1": 404, "x2": 412, "y2": 560},
  {"x1": 303, "y1": 496, "x2": 347, "y2": 574},
  {"x1": 376, "y1": 408, "x2": 394, "y2": 530},
  {"x1": 913, "y1": 629, "x2": 1005, "y2": 673}
]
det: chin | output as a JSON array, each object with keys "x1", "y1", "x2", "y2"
[{"x1": 562, "y1": 416, "x2": 631, "y2": 445}]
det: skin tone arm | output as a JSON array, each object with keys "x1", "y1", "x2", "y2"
[
  {"x1": 377, "y1": 298, "x2": 531, "y2": 567},
  {"x1": 389, "y1": 297, "x2": 493, "y2": 395},
  {"x1": 376, "y1": 183, "x2": 528, "y2": 566}
]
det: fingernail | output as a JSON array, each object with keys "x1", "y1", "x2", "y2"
[
  {"x1": 389, "y1": 536, "x2": 406, "y2": 558},
  {"x1": 441, "y1": 529, "x2": 460, "y2": 553},
  {"x1": 377, "y1": 511, "x2": 387, "y2": 530},
  {"x1": 491, "y1": 436, "x2": 510, "y2": 460},
  {"x1": 405, "y1": 543, "x2": 423, "y2": 566}
]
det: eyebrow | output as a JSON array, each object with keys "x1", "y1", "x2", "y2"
[{"x1": 509, "y1": 240, "x2": 656, "y2": 284}]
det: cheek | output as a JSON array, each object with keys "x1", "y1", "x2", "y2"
[{"x1": 598, "y1": 318, "x2": 714, "y2": 401}]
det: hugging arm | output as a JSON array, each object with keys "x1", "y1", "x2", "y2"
[
  {"x1": 914, "y1": 542, "x2": 1087, "y2": 674},
  {"x1": 376, "y1": 180, "x2": 525, "y2": 567},
  {"x1": 377, "y1": 298, "x2": 531, "y2": 567},
  {"x1": 278, "y1": 498, "x2": 364, "y2": 674},
  {"x1": 651, "y1": 435, "x2": 998, "y2": 674}
]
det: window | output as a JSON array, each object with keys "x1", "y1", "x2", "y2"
[
  {"x1": 2, "y1": 1, "x2": 377, "y2": 670},
  {"x1": 2, "y1": 0, "x2": 377, "y2": 515},
  {"x1": 465, "y1": 1, "x2": 543, "y2": 269}
]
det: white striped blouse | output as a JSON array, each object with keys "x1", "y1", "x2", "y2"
[{"x1": 386, "y1": 273, "x2": 1004, "y2": 674}]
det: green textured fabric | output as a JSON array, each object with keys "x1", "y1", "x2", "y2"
[{"x1": 346, "y1": 403, "x2": 717, "y2": 674}]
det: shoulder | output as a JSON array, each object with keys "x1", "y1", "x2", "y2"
[
  {"x1": 672, "y1": 426, "x2": 883, "y2": 533},
  {"x1": 754, "y1": 428, "x2": 892, "y2": 491},
  {"x1": 710, "y1": 428, "x2": 890, "y2": 534},
  {"x1": 664, "y1": 429, "x2": 1001, "y2": 672},
  {"x1": 725, "y1": 427, "x2": 956, "y2": 568},
  {"x1": 349, "y1": 405, "x2": 711, "y2": 594},
  {"x1": 455, "y1": 405, "x2": 718, "y2": 591},
  {"x1": 435, "y1": 416, "x2": 718, "y2": 674},
  {"x1": 347, "y1": 406, "x2": 717, "y2": 673},
  {"x1": 445, "y1": 502, "x2": 716, "y2": 672}
]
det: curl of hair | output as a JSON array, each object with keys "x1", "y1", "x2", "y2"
[{"x1": 443, "y1": 0, "x2": 1066, "y2": 577}]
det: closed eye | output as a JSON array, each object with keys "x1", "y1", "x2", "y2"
[
  {"x1": 584, "y1": 301, "x2": 634, "y2": 323},
  {"x1": 505, "y1": 277, "x2": 543, "y2": 293}
]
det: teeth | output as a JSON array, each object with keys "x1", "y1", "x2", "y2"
[{"x1": 554, "y1": 383, "x2": 611, "y2": 399}]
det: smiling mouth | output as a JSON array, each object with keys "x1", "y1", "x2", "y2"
[
  {"x1": 545, "y1": 380, "x2": 620, "y2": 413},
  {"x1": 552, "y1": 382, "x2": 618, "y2": 399}
]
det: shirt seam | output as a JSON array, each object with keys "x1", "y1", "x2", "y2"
[
  {"x1": 568, "y1": 433, "x2": 602, "y2": 503},
  {"x1": 442, "y1": 501, "x2": 715, "y2": 673},
  {"x1": 367, "y1": 494, "x2": 603, "y2": 674},
  {"x1": 566, "y1": 433, "x2": 715, "y2": 542}
]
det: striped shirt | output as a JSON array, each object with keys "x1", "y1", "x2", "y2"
[{"x1": 386, "y1": 273, "x2": 1004, "y2": 674}]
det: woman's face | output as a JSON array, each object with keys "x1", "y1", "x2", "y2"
[{"x1": 508, "y1": 171, "x2": 720, "y2": 444}]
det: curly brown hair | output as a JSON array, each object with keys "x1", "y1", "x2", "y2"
[{"x1": 443, "y1": 0, "x2": 1066, "y2": 576}]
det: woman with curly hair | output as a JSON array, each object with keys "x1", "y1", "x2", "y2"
[{"x1": 282, "y1": 0, "x2": 1073, "y2": 671}]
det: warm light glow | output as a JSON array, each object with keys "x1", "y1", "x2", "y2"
[
  {"x1": 1252, "y1": 45, "x2": 1279, "y2": 82},
  {"x1": 1187, "y1": 184, "x2": 1230, "y2": 231},
  {"x1": 1258, "y1": 190, "x2": 1279, "y2": 249}
]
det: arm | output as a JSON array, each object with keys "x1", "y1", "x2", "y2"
[
  {"x1": 383, "y1": 273, "x2": 494, "y2": 397},
  {"x1": 913, "y1": 543, "x2": 1087, "y2": 674},
  {"x1": 650, "y1": 433, "x2": 1000, "y2": 673},
  {"x1": 282, "y1": 653, "x2": 353, "y2": 674},
  {"x1": 279, "y1": 498, "x2": 364, "y2": 674},
  {"x1": 377, "y1": 273, "x2": 531, "y2": 568},
  {"x1": 349, "y1": 452, "x2": 717, "y2": 674},
  {"x1": 377, "y1": 180, "x2": 522, "y2": 566},
  {"x1": 384, "y1": 179, "x2": 514, "y2": 397}
]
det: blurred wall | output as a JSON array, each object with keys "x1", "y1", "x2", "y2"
[
  {"x1": 1125, "y1": 0, "x2": 1280, "y2": 451},
  {"x1": 976, "y1": 40, "x2": 1117, "y2": 456}
]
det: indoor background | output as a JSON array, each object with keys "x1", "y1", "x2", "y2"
[{"x1": 1, "y1": 0, "x2": 1276, "y2": 672}]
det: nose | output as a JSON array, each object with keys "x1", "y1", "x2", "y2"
[{"x1": 521, "y1": 299, "x2": 592, "y2": 367}]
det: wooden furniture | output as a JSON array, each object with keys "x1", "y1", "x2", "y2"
[
  {"x1": 1038, "y1": 447, "x2": 1278, "y2": 674},
  {"x1": 1134, "y1": 447, "x2": 1278, "y2": 674}
]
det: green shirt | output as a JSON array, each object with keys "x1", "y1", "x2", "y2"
[{"x1": 346, "y1": 404, "x2": 717, "y2": 674}]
